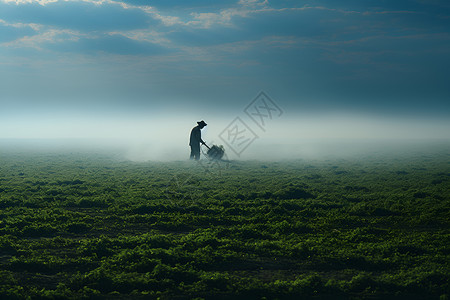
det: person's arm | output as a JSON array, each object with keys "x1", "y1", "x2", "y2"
[{"x1": 199, "y1": 131, "x2": 206, "y2": 145}]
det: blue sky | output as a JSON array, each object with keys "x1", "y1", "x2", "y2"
[{"x1": 0, "y1": 0, "x2": 449, "y2": 143}]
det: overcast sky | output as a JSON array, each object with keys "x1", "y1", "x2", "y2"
[{"x1": 1, "y1": 0, "x2": 449, "y2": 145}]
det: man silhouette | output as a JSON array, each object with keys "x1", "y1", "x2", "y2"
[{"x1": 189, "y1": 120, "x2": 207, "y2": 160}]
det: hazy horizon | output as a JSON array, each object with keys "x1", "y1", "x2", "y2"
[{"x1": 1, "y1": 134, "x2": 449, "y2": 162}]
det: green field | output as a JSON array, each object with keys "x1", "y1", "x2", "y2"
[{"x1": 0, "y1": 143, "x2": 449, "y2": 299}]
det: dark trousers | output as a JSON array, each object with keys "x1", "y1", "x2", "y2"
[{"x1": 190, "y1": 144, "x2": 200, "y2": 160}]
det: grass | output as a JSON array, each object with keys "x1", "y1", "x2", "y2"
[{"x1": 0, "y1": 143, "x2": 449, "y2": 299}]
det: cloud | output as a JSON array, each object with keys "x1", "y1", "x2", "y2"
[
  {"x1": 238, "y1": 0, "x2": 268, "y2": 7},
  {"x1": 48, "y1": 33, "x2": 168, "y2": 55},
  {"x1": 118, "y1": 0, "x2": 236, "y2": 9},
  {"x1": 0, "y1": 19, "x2": 37, "y2": 43},
  {"x1": 0, "y1": 0, "x2": 153, "y2": 32},
  {"x1": 2, "y1": 0, "x2": 58, "y2": 4},
  {"x1": 0, "y1": 0, "x2": 449, "y2": 120}
]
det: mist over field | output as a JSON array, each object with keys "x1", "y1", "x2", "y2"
[
  {"x1": 1, "y1": 137, "x2": 448, "y2": 163},
  {"x1": 1, "y1": 112, "x2": 449, "y2": 161}
]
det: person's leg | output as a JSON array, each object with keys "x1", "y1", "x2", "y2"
[
  {"x1": 194, "y1": 149, "x2": 200, "y2": 160},
  {"x1": 190, "y1": 146, "x2": 195, "y2": 159},
  {"x1": 191, "y1": 145, "x2": 200, "y2": 160}
]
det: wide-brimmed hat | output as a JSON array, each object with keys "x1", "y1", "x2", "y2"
[{"x1": 197, "y1": 120, "x2": 207, "y2": 127}]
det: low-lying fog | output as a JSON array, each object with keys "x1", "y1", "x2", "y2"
[{"x1": 1, "y1": 113, "x2": 449, "y2": 161}]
